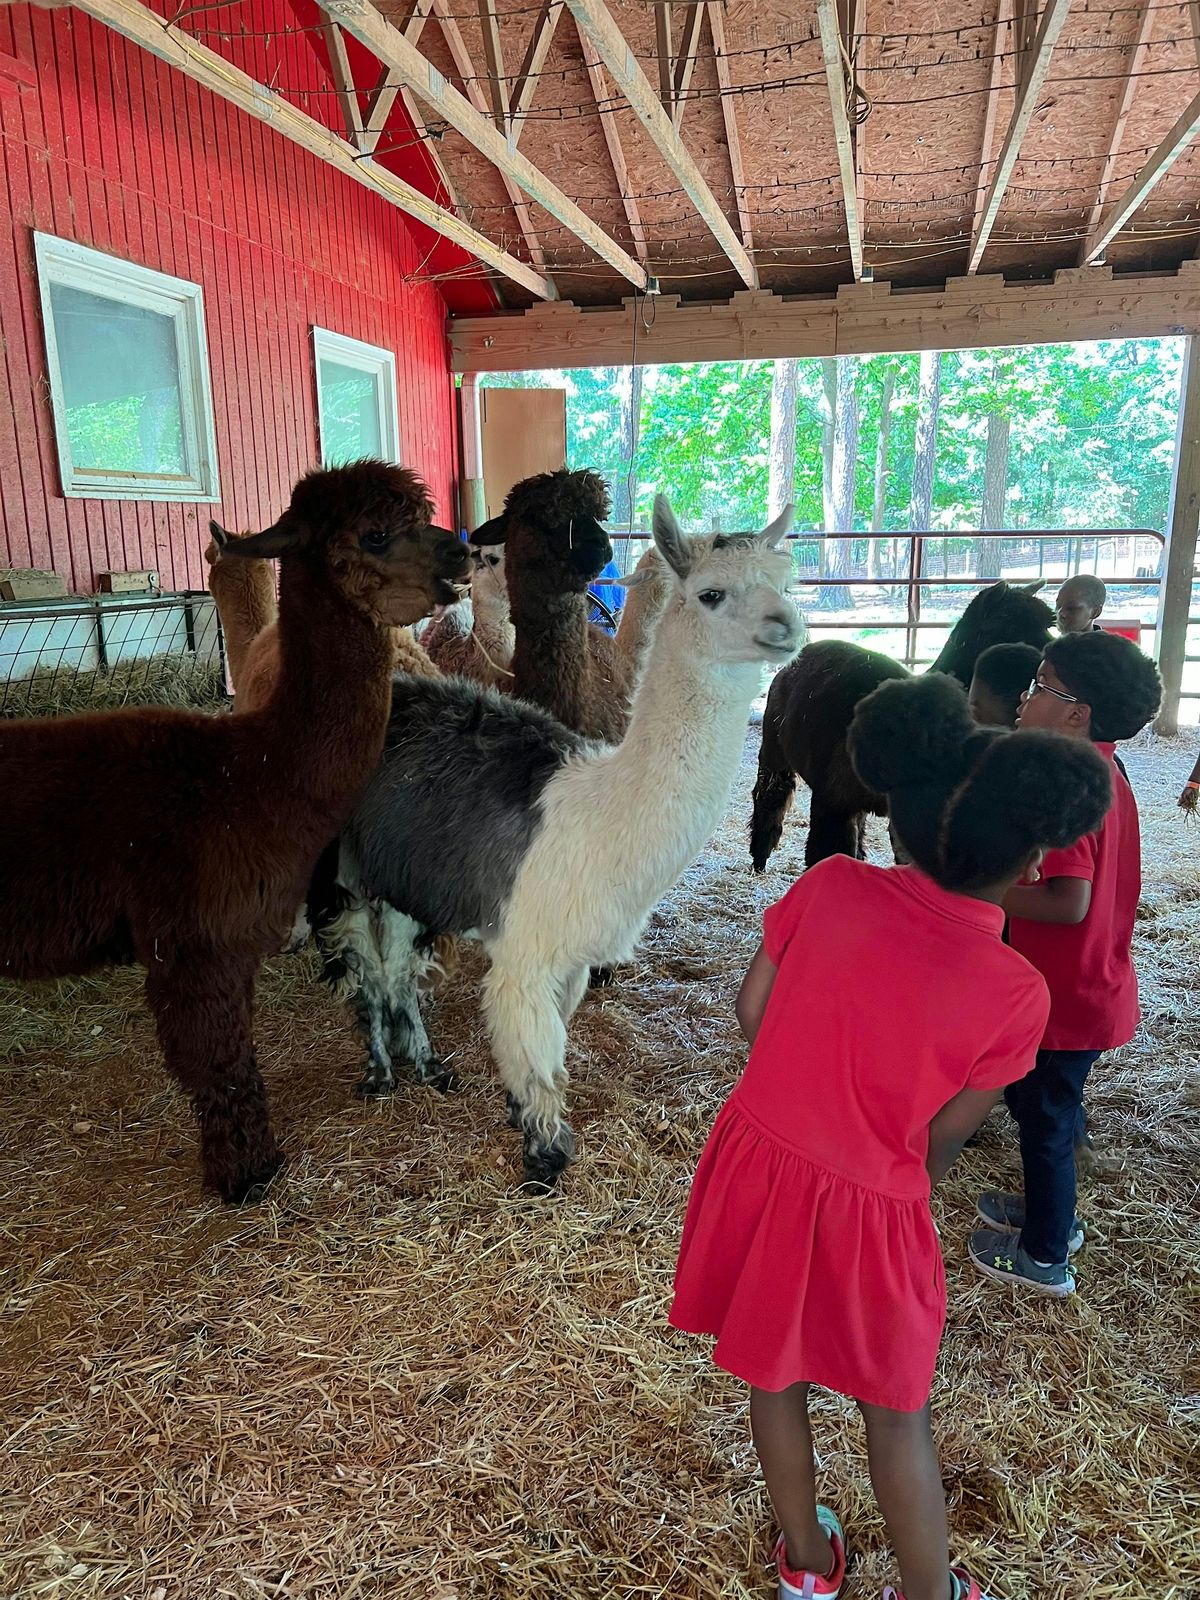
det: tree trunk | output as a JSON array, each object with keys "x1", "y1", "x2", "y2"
[
  {"x1": 869, "y1": 368, "x2": 895, "y2": 581},
  {"x1": 768, "y1": 359, "x2": 799, "y2": 521},
  {"x1": 908, "y1": 349, "x2": 941, "y2": 534},
  {"x1": 823, "y1": 355, "x2": 858, "y2": 609},
  {"x1": 979, "y1": 396, "x2": 1010, "y2": 580},
  {"x1": 613, "y1": 364, "x2": 643, "y2": 526}
]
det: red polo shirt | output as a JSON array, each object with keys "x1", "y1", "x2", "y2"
[{"x1": 1008, "y1": 743, "x2": 1140, "y2": 1051}]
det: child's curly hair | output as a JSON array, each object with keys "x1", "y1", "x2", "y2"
[
  {"x1": 1041, "y1": 631, "x2": 1162, "y2": 742},
  {"x1": 847, "y1": 675, "x2": 1112, "y2": 891}
]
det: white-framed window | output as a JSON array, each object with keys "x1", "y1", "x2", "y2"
[
  {"x1": 313, "y1": 327, "x2": 400, "y2": 467},
  {"x1": 33, "y1": 232, "x2": 220, "y2": 502}
]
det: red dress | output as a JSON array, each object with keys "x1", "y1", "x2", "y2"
[{"x1": 670, "y1": 857, "x2": 1049, "y2": 1411}]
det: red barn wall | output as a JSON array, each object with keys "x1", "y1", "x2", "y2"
[{"x1": 0, "y1": 2, "x2": 458, "y2": 596}]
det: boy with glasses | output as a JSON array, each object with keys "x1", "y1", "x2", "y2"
[{"x1": 968, "y1": 632, "x2": 1162, "y2": 1296}]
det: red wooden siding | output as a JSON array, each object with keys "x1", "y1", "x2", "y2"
[{"x1": 0, "y1": 2, "x2": 460, "y2": 595}]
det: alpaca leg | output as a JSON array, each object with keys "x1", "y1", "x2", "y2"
[
  {"x1": 377, "y1": 906, "x2": 458, "y2": 1093},
  {"x1": 749, "y1": 765, "x2": 797, "y2": 873},
  {"x1": 145, "y1": 949, "x2": 283, "y2": 1204},
  {"x1": 317, "y1": 893, "x2": 396, "y2": 1096},
  {"x1": 484, "y1": 963, "x2": 575, "y2": 1189},
  {"x1": 558, "y1": 964, "x2": 591, "y2": 1023},
  {"x1": 804, "y1": 791, "x2": 862, "y2": 868}
]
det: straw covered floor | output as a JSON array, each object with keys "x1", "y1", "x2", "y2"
[{"x1": 1, "y1": 731, "x2": 1197, "y2": 1600}]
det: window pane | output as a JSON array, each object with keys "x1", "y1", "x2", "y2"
[
  {"x1": 319, "y1": 358, "x2": 383, "y2": 464},
  {"x1": 48, "y1": 282, "x2": 185, "y2": 475}
]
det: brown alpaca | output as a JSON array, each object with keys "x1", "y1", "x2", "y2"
[
  {"x1": 206, "y1": 536, "x2": 441, "y2": 712},
  {"x1": 613, "y1": 545, "x2": 670, "y2": 681},
  {"x1": 0, "y1": 461, "x2": 468, "y2": 1203},
  {"x1": 421, "y1": 544, "x2": 515, "y2": 691},
  {"x1": 471, "y1": 469, "x2": 637, "y2": 743},
  {"x1": 204, "y1": 528, "x2": 277, "y2": 688}
]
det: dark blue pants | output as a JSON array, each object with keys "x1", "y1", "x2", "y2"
[{"x1": 1004, "y1": 1049, "x2": 1101, "y2": 1264}]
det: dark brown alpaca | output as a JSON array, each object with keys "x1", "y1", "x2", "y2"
[
  {"x1": 472, "y1": 469, "x2": 634, "y2": 743},
  {"x1": 0, "y1": 460, "x2": 468, "y2": 1203}
]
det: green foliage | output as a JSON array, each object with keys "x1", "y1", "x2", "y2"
[{"x1": 479, "y1": 337, "x2": 1183, "y2": 537}]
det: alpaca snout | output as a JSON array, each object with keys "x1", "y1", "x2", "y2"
[{"x1": 757, "y1": 610, "x2": 803, "y2": 652}]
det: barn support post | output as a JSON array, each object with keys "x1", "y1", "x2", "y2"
[
  {"x1": 459, "y1": 374, "x2": 486, "y2": 533},
  {"x1": 1155, "y1": 335, "x2": 1200, "y2": 736}
]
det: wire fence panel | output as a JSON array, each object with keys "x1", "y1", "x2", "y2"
[{"x1": 0, "y1": 591, "x2": 228, "y2": 718}]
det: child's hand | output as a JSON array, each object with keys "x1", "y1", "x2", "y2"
[{"x1": 1179, "y1": 782, "x2": 1198, "y2": 819}]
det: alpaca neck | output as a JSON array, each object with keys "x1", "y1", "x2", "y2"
[
  {"x1": 473, "y1": 585, "x2": 515, "y2": 665},
  {"x1": 210, "y1": 558, "x2": 277, "y2": 691},
  {"x1": 510, "y1": 589, "x2": 589, "y2": 722},
  {"x1": 253, "y1": 558, "x2": 393, "y2": 807},
  {"x1": 601, "y1": 598, "x2": 763, "y2": 867}
]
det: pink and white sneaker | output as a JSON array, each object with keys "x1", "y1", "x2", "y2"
[
  {"x1": 772, "y1": 1506, "x2": 847, "y2": 1598},
  {"x1": 883, "y1": 1566, "x2": 993, "y2": 1600}
]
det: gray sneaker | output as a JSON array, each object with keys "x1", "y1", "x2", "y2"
[
  {"x1": 975, "y1": 1191, "x2": 1084, "y2": 1256},
  {"x1": 968, "y1": 1226, "x2": 1076, "y2": 1297}
]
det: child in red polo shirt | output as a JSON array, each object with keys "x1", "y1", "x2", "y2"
[
  {"x1": 671, "y1": 676, "x2": 1111, "y2": 1600},
  {"x1": 970, "y1": 631, "x2": 1162, "y2": 1296}
]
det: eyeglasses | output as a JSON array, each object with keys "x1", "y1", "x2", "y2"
[{"x1": 1026, "y1": 678, "x2": 1079, "y2": 704}]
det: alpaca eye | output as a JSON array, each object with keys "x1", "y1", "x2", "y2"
[
  {"x1": 698, "y1": 589, "x2": 725, "y2": 608},
  {"x1": 487, "y1": 554, "x2": 499, "y2": 567},
  {"x1": 360, "y1": 529, "x2": 391, "y2": 554}
]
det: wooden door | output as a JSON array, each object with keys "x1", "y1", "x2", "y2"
[{"x1": 480, "y1": 387, "x2": 567, "y2": 518}]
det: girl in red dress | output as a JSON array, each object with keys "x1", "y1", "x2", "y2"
[{"x1": 670, "y1": 675, "x2": 1112, "y2": 1600}]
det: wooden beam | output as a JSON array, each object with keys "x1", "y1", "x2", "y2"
[
  {"x1": 1155, "y1": 333, "x2": 1200, "y2": 735},
  {"x1": 510, "y1": 0, "x2": 563, "y2": 144},
  {"x1": 971, "y1": 0, "x2": 1011, "y2": 254},
  {"x1": 448, "y1": 266, "x2": 1200, "y2": 370},
  {"x1": 1082, "y1": 91, "x2": 1200, "y2": 264},
  {"x1": 654, "y1": 2, "x2": 673, "y2": 112},
  {"x1": 575, "y1": 26, "x2": 647, "y2": 266},
  {"x1": 427, "y1": 0, "x2": 548, "y2": 276},
  {"x1": 318, "y1": 12, "x2": 367, "y2": 151},
  {"x1": 64, "y1": 0, "x2": 556, "y2": 299},
  {"x1": 325, "y1": 0, "x2": 645, "y2": 286},
  {"x1": 361, "y1": 0, "x2": 432, "y2": 154},
  {"x1": 816, "y1": 0, "x2": 863, "y2": 281},
  {"x1": 1078, "y1": 0, "x2": 1156, "y2": 264},
  {"x1": 476, "y1": 0, "x2": 510, "y2": 132},
  {"x1": 670, "y1": 3, "x2": 704, "y2": 132},
  {"x1": 564, "y1": 0, "x2": 757, "y2": 287},
  {"x1": 706, "y1": 2, "x2": 752, "y2": 251},
  {"x1": 968, "y1": 0, "x2": 1073, "y2": 274}
]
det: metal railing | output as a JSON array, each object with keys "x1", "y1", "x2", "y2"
[{"x1": 0, "y1": 590, "x2": 227, "y2": 716}]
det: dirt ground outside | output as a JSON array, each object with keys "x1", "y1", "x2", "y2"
[{"x1": 1, "y1": 729, "x2": 1197, "y2": 1600}]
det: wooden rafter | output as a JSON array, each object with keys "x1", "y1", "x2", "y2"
[
  {"x1": 326, "y1": 0, "x2": 645, "y2": 286},
  {"x1": 60, "y1": 0, "x2": 556, "y2": 299},
  {"x1": 565, "y1": 0, "x2": 756, "y2": 287},
  {"x1": 816, "y1": 0, "x2": 863, "y2": 280},
  {"x1": 706, "y1": 2, "x2": 752, "y2": 252},
  {"x1": 575, "y1": 27, "x2": 648, "y2": 266},
  {"x1": 510, "y1": 0, "x2": 563, "y2": 145},
  {"x1": 1082, "y1": 90, "x2": 1200, "y2": 264},
  {"x1": 318, "y1": 11, "x2": 367, "y2": 151},
  {"x1": 670, "y1": 4, "x2": 704, "y2": 132},
  {"x1": 654, "y1": 3, "x2": 673, "y2": 112},
  {"x1": 476, "y1": 0, "x2": 509, "y2": 133},
  {"x1": 427, "y1": 0, "x2": 548, "y2": 275},
  {"x1": 970, "y1": 0, "x2": 1011, "y2": 254},
  {"x1": 1078, "y1": 0, "x2": 1156, "y2": 264},
  {"x1": 967, "y1": 0, "x2": 1073, "y2": 273},
  {"x1": 361, "y1": 1, "x2": 431, "y2": 155}
]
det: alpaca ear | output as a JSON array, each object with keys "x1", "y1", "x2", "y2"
[
  {"x1": 470, "y1": 514, "x2": 507, "y2": 546},
  {"x1": 208, "y1": 520, "x2": 230, "y2": 556},
  {"x1": 759, "y1": 504, "x2": 794, "y2": 546},
  {"x1": 617, "y1": 565, "x2": 653, "y2": 588},
  {"x1": 1022, "y1": 580, "x2": 1045, "y2": 595},
  {"x1": 652, "y1": 495, "x2": 691, "y2": 579},
  {"x1": 218, "y1": 518, "x2": 300, "y2": 560}
]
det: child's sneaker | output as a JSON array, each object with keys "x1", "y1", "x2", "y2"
[
  {"x1": 975, "y1": 1190, "x2": 1085, "y2": 1255},
  {"x1": 882, "y1": 1566, "x2": 993, "y2": 1599},
  {"x1": 772, "y1": 1506, "x2": 847, "y2": 1598},
  {"x1": 968, "y1": 1225, "x2": 1075, "y2": 1296}
]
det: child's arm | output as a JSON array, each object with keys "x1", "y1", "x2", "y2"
[
  {"x1": 1003, "y1": 875, "x2": 1091, "y2": 925},
  {"x1": 926, "y1": 1086, "x2": 1006, "y2": 1187},
  {"x1": 735, "y1": 943, "x2": 778, "y2": 1045},
  {"x1": 1180, "y1": 752, "x2": 1200, "y2": 812}
]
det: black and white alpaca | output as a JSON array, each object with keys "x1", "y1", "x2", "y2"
[{"x1": 312, "y1": 496, "x2": 803, "y2": 1187}]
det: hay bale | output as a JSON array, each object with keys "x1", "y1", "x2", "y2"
[{"x1": 1, "y1": 655, "x2": 228, "y2": 719}]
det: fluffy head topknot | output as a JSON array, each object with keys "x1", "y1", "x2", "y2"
[{"x1": 503, "y1": 468, "x2": 611, "y2": 527}]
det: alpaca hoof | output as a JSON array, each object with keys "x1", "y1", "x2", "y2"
[
  {"x1": 356, "y1": 1072, "x2": 397, "y2": 1100},
  {"x1": 505, "y1": 1092, "x2": 522, "y2": 1130},
  {"x1": 588, "y1": 965, "x2": 615, "y2": 989},
  {"x1": 221, "y1": 1156, "x2": 285, "y2": 1206},
  {"x1": 520, "y1": 1126, "x2": 575, "y2": 1191},
  {"x1": 417, "y1": 1058, "x2": 461, "y2": 1094}
]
